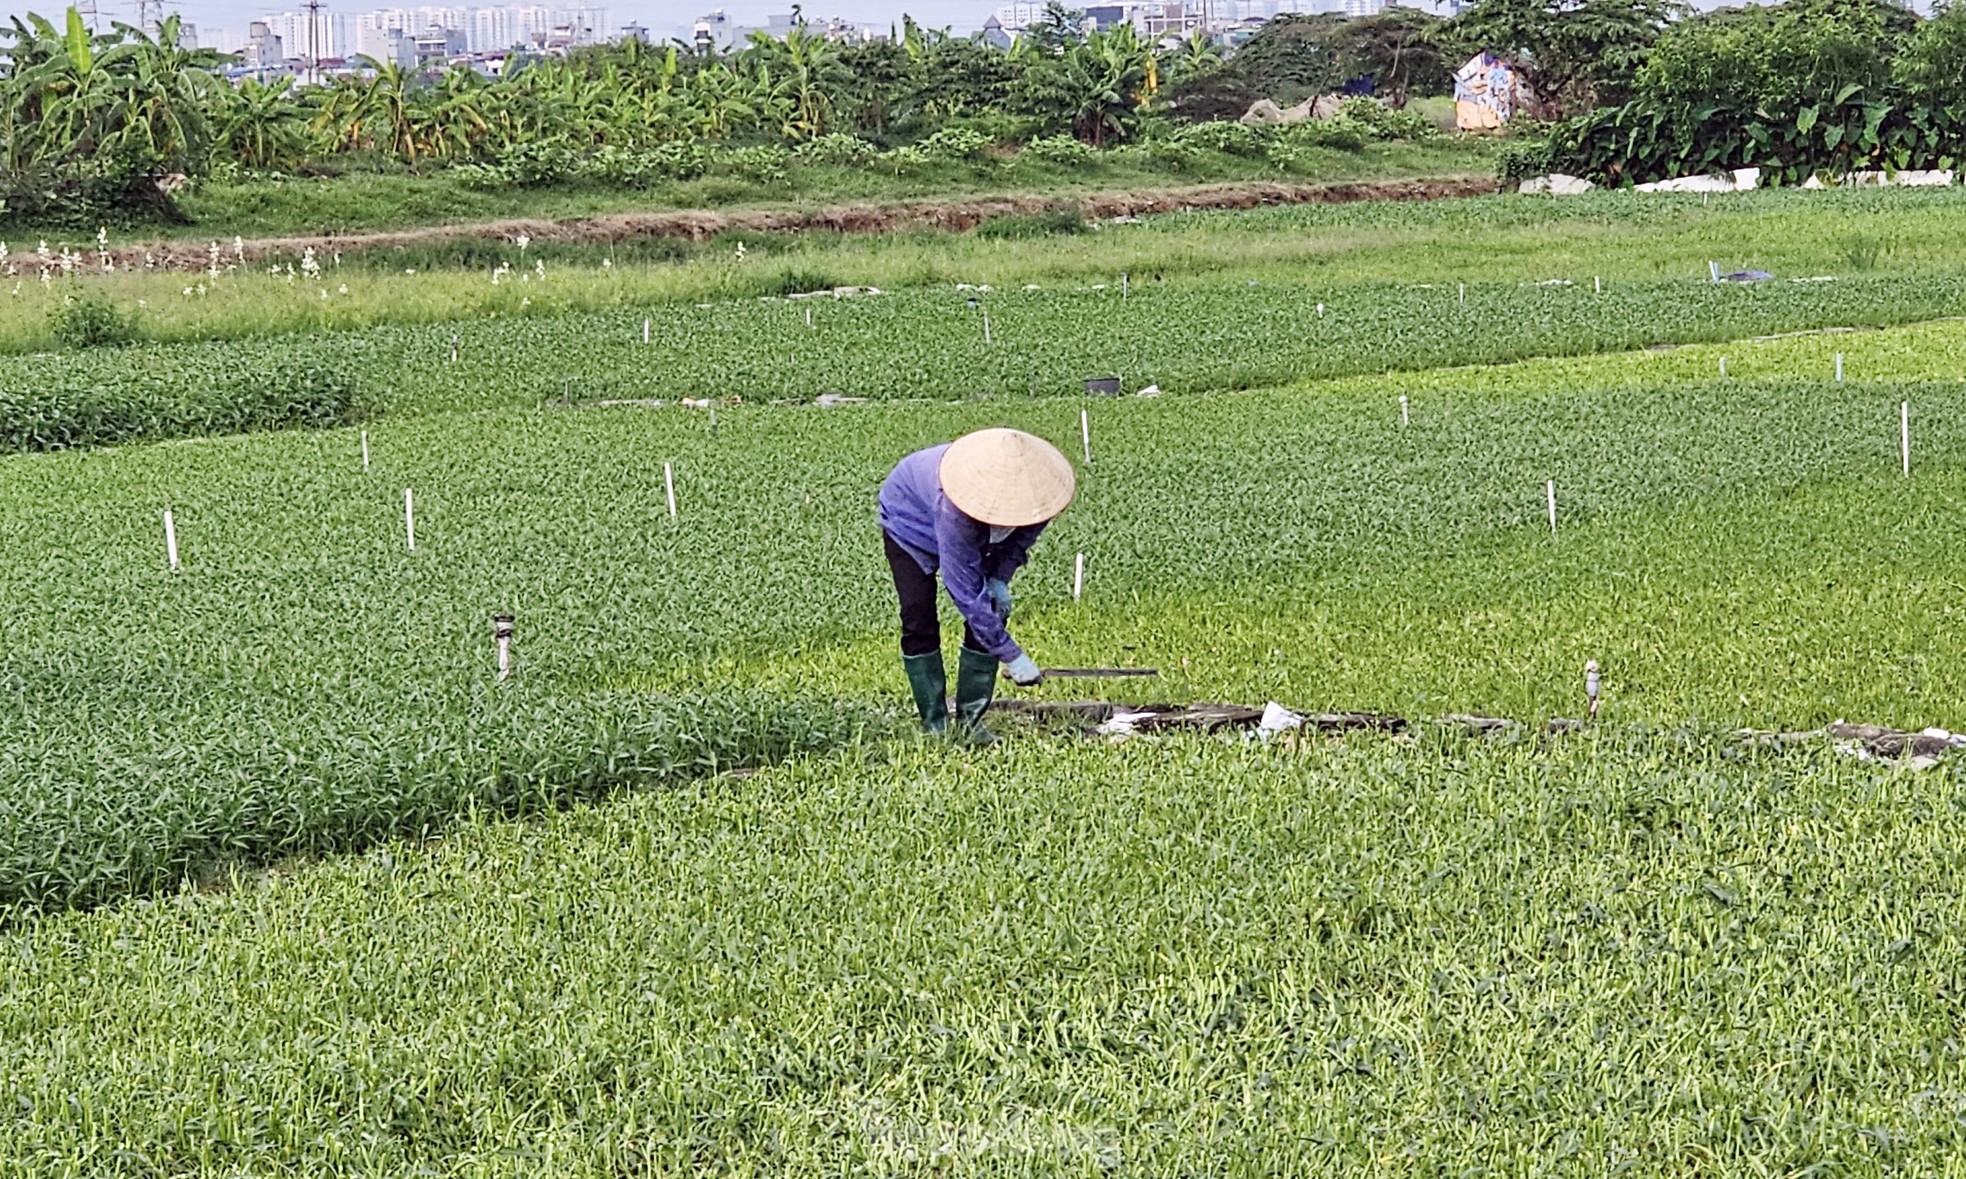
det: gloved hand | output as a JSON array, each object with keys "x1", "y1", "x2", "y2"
[
  {"x1": 1005, "y1": 654, "x2": 1043, "y2": 686},
  {"x1": 985, "y1": 577, "x2": 1013, "y2": 620}
]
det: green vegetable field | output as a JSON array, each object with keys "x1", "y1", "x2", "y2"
[{"x1": 3, "y1": 188, "x2": 1965, "y2": 1175}]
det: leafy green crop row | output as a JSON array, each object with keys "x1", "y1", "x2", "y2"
[
  {"x1": 10, "y1": 272, "x2": 1966, "y2": 452},
  {"x1": 0, "y1": 361, "x2": 359, "y2": 453},
  {"x1": 1, "y1": 364, "x2": 1959, "y2": 914},
  {"x1": 6, "y1": 734, "x2": 1963, "y2": 1173}
]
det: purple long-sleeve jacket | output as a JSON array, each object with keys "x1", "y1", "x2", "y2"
[{"x1": 878, "y1": 443, "x2": 1046, "y2": 662}]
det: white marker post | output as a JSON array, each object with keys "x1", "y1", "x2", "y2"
[
  {"x1": 643, "y1": 316, "x2": 651, "y2": 345},
  {"x1": 1121, "y1": 272, "x2": 1129, "y2": 300},
  {"x1": 1546, "y1": 480, "x2": 1558, "y2": 536},
  {"x1": 1709, "y1": 260, "x2": 1721, "y2": 283},
  {"x1": 1719, "y1": 357, "x2": 1727, "y2": 379},
  {"x1": 805, "y1": 306, "x2": 812, "y2": 328},
  {"x1": 360, "y1": 429, "x2": 370, "y2": 471},
  {"x1": 982, "y1": 310, "x2": 991, "y2": 346},
  {"x1": 1399, "y1": 395, "x2": 1409, "y2": 426},
  {"x1": 404, "y1": 488, "x2": 416, "y2": 551},
  {"x1": 1835, "y1": 353, "x2": 1844, "y2": 383},
  {"x1": 664, "y1": 462, "x2": 677, "y2": 518},
  {"x1": 1902, "y1": 401, "x2": 1911, "y2": 476},
  {"x1": 450, "y1": 333, "x2": 459, "y2": 364},
  {"x1": 1459, "y1": 282, "x2": 1466, "y2": 307},
  {"x1": 1594, "y1": 275, "x2": 1602, "y2": 295},
  {"x1": 162, "y1": 509, "x2": 179, "y2": 569},
  {"x1": 1080, "y1": 408, "x2": 1091, "y2": 465},
  {"x1": 494, "y1": 613, "x2": 515, "y2": 681},
  {"x1": 1073, "y1": 552, "x2": 1084, "y2": 601}
]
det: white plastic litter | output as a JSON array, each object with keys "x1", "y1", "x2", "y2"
[
  {"x1": 1096, "y1": 711, "x2": 1156, "y2": 737},
  {"x1": 1256, "y1": 702, "x2": 1304, "y2": 738},
  {"x1": 1517, "y1": 173, "x2": 1595, "y2": 195},
  {"x1": 1810, "y1": 170, "x2": 1955, "y2": 188},
  {"x1": 1135, "y1": 383, "x2": 1162, "y2": 397},
  {"x1": 1635, "y1": 167, "x2": 1760, "y2": 193}
]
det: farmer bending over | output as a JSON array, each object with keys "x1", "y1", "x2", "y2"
[{"x1": 878, "y1": 428, "x2": 1077, "y2": 742}]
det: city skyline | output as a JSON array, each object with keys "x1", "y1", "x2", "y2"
[{"x1": 0, "y1": 0, "x2": 997, "y2": 44}]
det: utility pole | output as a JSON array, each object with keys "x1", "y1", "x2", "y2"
[{"x1": 305, "y1": 0, "x2": 324, "y2": 86}]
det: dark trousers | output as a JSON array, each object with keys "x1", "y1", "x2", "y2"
[{"x1": 884, "y1": 531, "x2": 981, "y2": 657}]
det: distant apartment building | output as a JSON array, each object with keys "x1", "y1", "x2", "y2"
[{"x1": 242, "y1": 20, "x2": 284, "y2": 66}]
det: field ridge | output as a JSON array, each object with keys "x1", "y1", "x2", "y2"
[{"x1": 114, "y1": 177, "x2": 1500, "y2": 269}]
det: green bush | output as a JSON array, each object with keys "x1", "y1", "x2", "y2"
[
  {"x1": 792, "y1": 133, "x2": 878, "y2": 167},
  {"x1": 916, "y1": 127, "x2": 993, "y2": 162},
  {"x1": 494, "y1": 142, "x2": 582, "y2": 187},
  {"x1": 876, "y1": 145, "x2": 932, "y2": 175},
  {"x1": 49, "y1": 294, "x2": 140, "y2": 349},
  {"x1": 1497, "y1": 137, "x2": 1556, "y2": 182},
  {"x1": 973, "y1": 203, "x2": 1090, "y2": 239},
  {"x1": 1021, "y1": 134, "x2": 1097, "y2": 166},
  {"x1": 714, "y1": 145, "x2": 790, "y2": 184},
  {"x1": 1171, "y1": 120, "x2": 1265, "y2": 157},
  {"x1": 1274, "y1": 120, "x2": 1369, "y2": 155},
  {"x1": 1336, "y1": 97, "x2": 1439, "y2": 142}
]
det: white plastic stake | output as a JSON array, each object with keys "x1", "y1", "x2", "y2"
[
  {"x1": 450, "y1": 333, "x2": 459, "y2": 364},
  {"x1": 1399, "y1": 394, "x2": 1409, "y2": 426},
  {"x1": 1835, "y1": 353, "x2": 1844, "y2": 382},
  {"x1": 1709, "y1": 260, "x2": 1720, "y2": 283},
  {"x1": 1594, "y1": 275, "x2": 1602, "y2": 295},
  {"x1": 404, "y1": 488, "x2": 415, "y2": 551},
  {"x1": 805, "y1": 306, "x2": 812, "y2": 328},
  {"x1": 1121, "y1": 271, "x2": 1129, "y2": 300},
  {"x1": 709, "y1": 405, "x2": 717, "y2": 438},
  {"x1": 162, "y1": 509, "x2": 178, "y2": 569},
  {"x1": 360, "y1": 429, "x2": 370, "y2": 471},
  {"x1": 1073, "y1": 552, "x2": 1084, "y2": 601},
  {"x1": 664, "y1": 462, "x2": 677, "y2": 518},
  {"x1": 982, "y1": 310, "x2": 991, "y2": 346},
  {"x1": 1458, "y1": 282, "x2": 1466, "y2": 306},
  {"x1": 494, "y1": 614, "x2": 515, "y2": 680},
  {"x1": 1080, "y1": 408, "x2": 1091, "y2": 465},
  {"x1": 1546, "y1": 480, "x2": 1558, "y2": 536},
  {"x1": 1719, "y1": 357, "x2": 1727, "y2": 378},
  {"x1": 1902, "y1": 401, "x2": 1911, "y2": 476}
]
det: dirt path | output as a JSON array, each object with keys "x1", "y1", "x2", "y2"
[{"x1": 116, "y1": 177, "x2": 1500, "y2": 270}]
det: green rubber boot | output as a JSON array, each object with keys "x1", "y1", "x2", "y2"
[
  {"x1": 953, "y1": 646, "x2": 999, "y2": 745},
  {"x1": 902, "y1": 651, "x2": 949, "y2": 734}
]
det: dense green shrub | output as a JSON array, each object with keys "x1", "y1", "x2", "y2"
[
  {"x1": 1336, "y1": 97, "x2": 1440, "y2": 142},
  {"x1": 791, "y1": 133, "x2": 879, "y2": 167},
  {"x1": 1171, "y1": 120, "x2": 1266, "y2": 156},
  {"x1": 973, "y1": 204, "x2": 1090, "y2": 239},
  {"x1": 916, "y1": 127, "x2": 994, "y2": 161},
  {"x1": 1022, "y1": 135, "x2": 1097, "y2": 165},
  {"x1": 49, "y1": 295, "x2": 140, "y2": 349},
  {"x1": 1497, "y1": 136, "x2": 1556, "y2": 182},
  {"x1": 715, "y1": 145, "x2": 790, "y2": 184}
]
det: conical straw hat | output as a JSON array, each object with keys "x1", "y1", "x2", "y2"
[{"x1": 939, "y1": 428, "x2": 1077, "y2": 527}]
